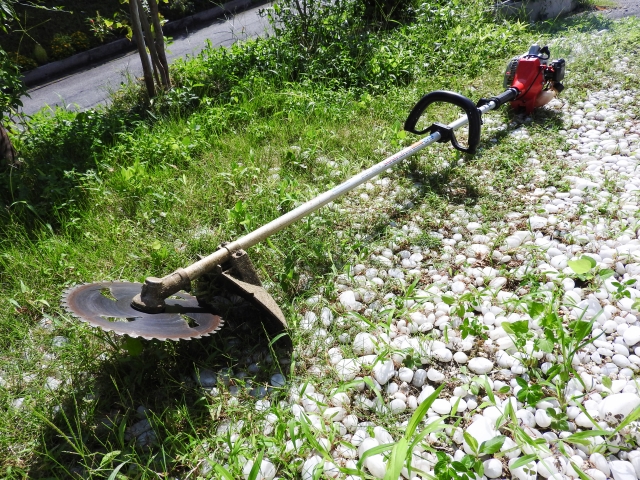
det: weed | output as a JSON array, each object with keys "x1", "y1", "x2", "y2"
[{"x1": 433, "y1": 434, "x2": 505, "y2": 480}]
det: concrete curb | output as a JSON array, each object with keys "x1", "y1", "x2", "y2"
[{"x1": 22, "y1": 0, "x2": 263, "y2": 87}]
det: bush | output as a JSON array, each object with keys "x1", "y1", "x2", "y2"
[
  {"x1": 50, "y1": 34, "x2": 75, "y2": 60},
  {"x1": 0, "y1": 48, "x2": 26, "y2": 115},
  {"x1": 8, "y1": 51, "x2": 37, "y2": 72},
  {"x1": 362, "y1": 0, "x2": 415, "y2": 25},
  {"x1": 71, "y1": 31, "x2": 90, "y2": 51}
]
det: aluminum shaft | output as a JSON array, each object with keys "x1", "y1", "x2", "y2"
[
  {"x1": 132, "y1": 100, "x2": 497, "y2": 312},
  {"x1": 186, "y1": 100, "x2": 497, "y2": 279}
]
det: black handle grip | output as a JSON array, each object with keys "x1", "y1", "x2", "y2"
[
  {"x1": 477, "y1": 88, "x2": 519, "y2": 109},
  {"x1": 404, "y1": 90, "x2": 482, "y2": 154}
]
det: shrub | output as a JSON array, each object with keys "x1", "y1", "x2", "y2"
[
  {"x1": 86, "y1": 11, "x2": 129, "y2": 43},
  {"x1": 362, "y1": 0, "x2": 414, "y2": 25},
  {"x1": 71, "y1": 31, "x2": 90, "y2": 51},
  {"x1": 7, "y1": 51, "x2": 37, "y2": 72},
  {"x1": 50, "y1": 34, "x2": 75, "y2": 60}
]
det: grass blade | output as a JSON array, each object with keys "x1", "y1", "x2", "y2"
[
  {"x1": 107, "y1": 461, "x2": 129, "y2": 480},
  {"x1": 613, "y1": 404, "x2": 640, "y2": 435},
  {"x1": 213, "y1": 463, "x2": 235, "y2": 480},
  {"x1": 405, "y1": 384, "x2": 444, "y2": 439},
  {"x1": 510, "y1": 454, "x2": 537, "y2": 469},
  {"x1": 248, "y1": 450, "x2": 265, "y2": 480},
  {"x1": 357, "y1": 443, "x2": 394, "y2": 470},
  {"x1": 384, "y1": 438, "x2": 408, "y2": 480}
]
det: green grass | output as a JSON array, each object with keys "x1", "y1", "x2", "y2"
[{"x1": 1, "y1": 1, "x2": 640, "y2": 477}]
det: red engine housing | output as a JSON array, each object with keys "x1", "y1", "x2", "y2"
[{"x1": 509, "y1": 56, "x2": 545, "y2": 114}]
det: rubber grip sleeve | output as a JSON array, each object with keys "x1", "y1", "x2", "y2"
[{"x1": 478, "y1": 88, "x2": 519, "y2": 109}]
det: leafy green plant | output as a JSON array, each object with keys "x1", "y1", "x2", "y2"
[
  {"x1": 609, "y1": 278, "x2": 637, "y2": 301},
  {"x1": 359, "y1": 384, "x2": 445, "y2": 479},
  {"x1": 460, "y1": 315, "x2": 489, "y2": 340},
  {"x1": 86, "y1": 10, "x2": 128, "y2": 42},
  {"x1": 514, "y1": 377, "x2": 546, "y2": 406},
  {"x1": 50, "y1": 33, "x2": 76, "y2": 59},
  {"x1": 567, "y1": 254, "x2": 614, "y2": 284},
  {"x1": 0, "y1": 10, "x2": 27, "y2": 166},
  {"x1": 434, "y1": 435, "x2": 505, "y2": 480},
  {"x1": 546, "y1": 408, "x2": 569, "y2": 431},
  {"x1": 503, "y1": 277, "x2": 603, "y2": 411},
  {"x1": 433, "y1": 432, "x2": 507, "y2": 480},
  {"x1": 443, "y1": 291, "x2": 489, "y2": 340},
  {"x1": 227, "y1": 200, "x2": 253, "y2": 232}
]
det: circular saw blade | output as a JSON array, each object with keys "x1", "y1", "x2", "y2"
[{"x1": 61, "y1": 282, "x2": 223, "y2": 341}]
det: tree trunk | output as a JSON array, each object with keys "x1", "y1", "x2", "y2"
[
  {"x1": 148, "y1": 0, "x2": 171, "y2": 89},
  {"x1": 129, "y1": 0, "x2": 155, "y2": 98},
  {"x1": 0, "y1": 122, "x2": 17, "y2": 169},
  {"x1": 136, "y1": 0, "x2": 164, "y2": 88}
]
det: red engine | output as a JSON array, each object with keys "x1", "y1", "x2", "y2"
[{"x1": 504, "y1": 45, "x2": 565, "y2": 113}]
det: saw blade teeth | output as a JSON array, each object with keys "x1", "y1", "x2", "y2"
[{"x1": 61, "y1": 281, "x2": 224, "y2": 340}]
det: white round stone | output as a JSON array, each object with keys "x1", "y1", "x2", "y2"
[
  {"x1": 610, "y1": 460, "x2": 637, "y2": 480},
  {"x1": 335, "y1": 359, "x2": 360, "y2": 381},
  {"x1": 339, "y1": 291, "x2": 362, "y2": 311},
  {"x1": 464, "y1": 417, "x2": 498, "y2": 455},
  {"x1": 427, "y1": 368, "x2": 445, "y2": 383},
  {"x1": 454, "y1": 351, "x2": 469, "y2": 363},
  {"x1": 353, "y1": 332, "x2": 376, "y2": 355},
  {"x1": 389, "y1": 398, "x2": 406, "y2": 414},
  {"x1": 585, "y1": 469, "x2": 607, "y2": 480},
  {"x1": 372, "y1": 360, "x2": 395, "y2": 385},
  {"x1": 365, "y1": 454, "x2": 387, "y2": 479},
  {"x1": 535, "y1": 409, "x2": 552, "y2": 428},
  {"x1": 323, "y1": 407, "x2": 347, "y2": 422},
  {"x1": 589, "y1": 453, "x2": 610, "y2": 476},
  {"x1": 484, "y1": 458, "x2": 503, "y2": 478},
  {"x1": 432, "y1": 398, "x2": 452, "y2": 415},
  {"x1": 433, "y1": 348, "x2": 453, "y2": 362},
  {"x1": 302, "y1": 455, "x2": 323, "y2": 480},
  {"x1": 243, "y1": 458, "x2": 276, "y2": 480},
  {"x1": 342, "y1": 414, "x2": 358, "y2": 432},
  {"x1": 623, "y1": 326, "x2": 640, "y2": 346},
  {"x1": 398, "y1": 367, "x2": 413, "y2": 383},
  {"x1": 358, "y1": 437, "x2": 380, "y2": 459},
  {"x1": 468, "y1": 357, "x2": 494, "y2": 374},
  {"x1": 412, "y1": 369, "x2": 427, "y2": 387},
  {"x1": 529, "y1": 216, "x2": 548, "y2": 229},
  {"x1": 599, "y1": 392, "x2": 640, "y2": 420}
]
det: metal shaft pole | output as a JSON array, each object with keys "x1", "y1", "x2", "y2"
[
  {"x1": 184, "y1": 101, "x2": 497, "y2": 279},
  {"x1": 132, "y1": 100, "x2": 498, "y2": 312}
]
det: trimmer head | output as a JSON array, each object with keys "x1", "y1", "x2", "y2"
[
  {"x1": 61, "y1": 250, "x2": 287, "y2": 342},
  {"x1": 61, "y1": 281, "x2": 224, "y2": 341}
]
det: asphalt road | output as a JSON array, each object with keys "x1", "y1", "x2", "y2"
[
  {"x1": 606, "y1": 0, "x2": 640, "y2": 18},
  {"x1": 19, "y1": 0, "x2": 637, "y2": 117},
  {"x1": 20, "y1": 5, "x2": 270, "y2": 116}
]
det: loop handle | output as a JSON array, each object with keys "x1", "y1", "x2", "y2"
[{"x1": 404, "y1": 90, "x2": 482, "y2": 154}]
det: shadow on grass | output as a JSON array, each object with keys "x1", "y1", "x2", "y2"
[
  {"x1": 399, "y1": 106, "x2": 565, "y2": 207},
  {"x1": 29, "y1": 306, "x2": 292, "y2": 478}
]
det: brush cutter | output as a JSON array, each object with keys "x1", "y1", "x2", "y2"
[{"x1": 61, "y1": 45, "x2": 565, "y2": 341}]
